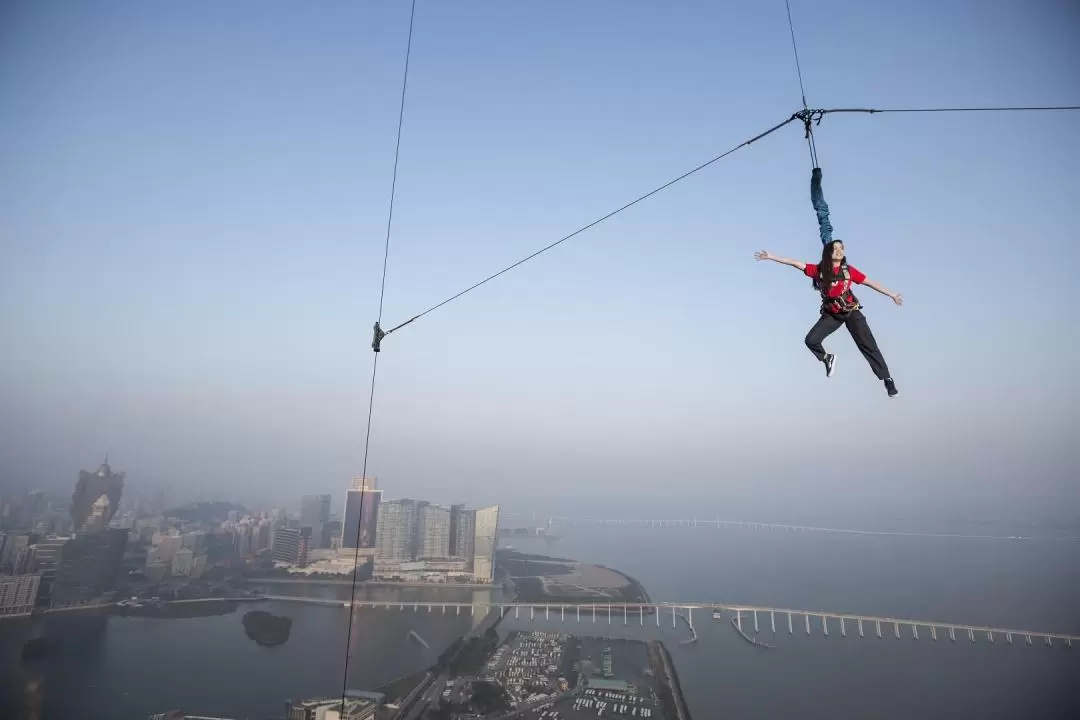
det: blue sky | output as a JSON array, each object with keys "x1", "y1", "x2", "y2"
[{"x1": 2, "y1": 1, "x2": 1078, "y2": 520}]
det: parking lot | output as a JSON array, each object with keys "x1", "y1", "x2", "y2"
[{"x1": 483, "y1": 631, "x2": 571, "y2": 708}]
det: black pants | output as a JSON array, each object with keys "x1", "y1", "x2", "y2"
[{"x1": 805, "y1": 310, "x2": 891, "y2": 380}]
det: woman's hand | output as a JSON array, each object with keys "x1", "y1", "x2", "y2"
[
  {"x1": 891, "y1": 293, "x2": 904, "y2": 306},
  {"x1": 754, "y1": 250, "x2": 772, "y2": 261}
]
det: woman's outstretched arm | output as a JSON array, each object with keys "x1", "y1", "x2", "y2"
[
  {"x1": 862, "y1": 277, "x2": 904, "y2": 306},
  {"x1": 754, "y1": 250, "x2": 806, "y2": 271}
]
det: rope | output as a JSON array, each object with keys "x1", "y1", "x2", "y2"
[
  {"x1": 784, "y1": 0, "x2": 808, "y2": 110},
  {"x1": 340, "y1": 0, "x2": 417, "y2": 711},
  {"x1": 820, "y1": 105, "x2": 1080, "y2": 114},
  {"x1": 783, "y1": 0, "x2": 819, "y2": 169},
  {"x1": 381, "y1": 113, "x2": 801, "y2": 337},
  {"x1": 376, "y1": 0, "x2": 417, "y2": 323}
]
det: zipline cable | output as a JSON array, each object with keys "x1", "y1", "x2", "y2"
[
  {"x1": 380, "y1": 113, "x2": 803, "y2": 338},
  {"x1": 784, "y1": 0, "x2": 809, "y2": 110},
  {"x1": 370, "y1": 101, "x2": 1080, "y2": 346},
  {"x1": 341, "y1": 0, "x2": 417, "y2": 712},
  {"x1": 783, "y1": 0, "x2": 818, "y2": 168},
  {"x1": 820, "y1": 105, "x2": 1080, "y2": 114}
]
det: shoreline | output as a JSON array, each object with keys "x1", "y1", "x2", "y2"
[
  {"x1": 243, "y1": 577, "x2": 495, "y2": 589},
  {"x1": 647, "y1": 640, "x2": 693, "y2": 720},
  {"x1": 500, "y1": 550, "x2": 650, "y2": 605}
]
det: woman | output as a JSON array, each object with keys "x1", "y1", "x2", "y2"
[{"x1": 754, "y1": 240, "x2": 902, "y2": 396}]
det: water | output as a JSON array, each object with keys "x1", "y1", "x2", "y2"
[
  {"x1": 530, "y1": 524, "x2": 1080, "y2": 718},
  {"x1": 0, "y1": 586, "x2": 494, "y2": 720},
  {"x1": 2, "y1": 526, "x2": 1078, "y2": 719}
]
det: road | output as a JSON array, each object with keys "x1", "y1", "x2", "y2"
[{"x1": 393, "y1": 605, "x2": 503, "y2": 720}]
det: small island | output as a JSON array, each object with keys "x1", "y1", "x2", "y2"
[{"x1": 242, "y1": 610, "x2": 292, "y2": 647}]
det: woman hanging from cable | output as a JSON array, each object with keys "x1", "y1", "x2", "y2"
[{"x1": 753, "y1": 168, "x2": 902, "y2": 396}]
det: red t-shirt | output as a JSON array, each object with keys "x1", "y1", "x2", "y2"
[{"x1": 804, "y1": 263, "x2": 866, "y2": 312}]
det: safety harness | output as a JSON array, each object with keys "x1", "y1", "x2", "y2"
[{"x1": 819, "y1": 263, "x2": 861, "y2": 314}]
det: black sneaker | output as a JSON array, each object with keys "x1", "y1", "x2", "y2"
[
  {"x1": 823, "y1": 354, "x2": 836, "y2": 378},
  {"x1": 884, "y1": 378, "x2": 898, "y2": 397}
]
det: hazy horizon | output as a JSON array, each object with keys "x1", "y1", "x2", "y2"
[{"x1": 2, "y1": 1, "x2": 1078, "y2": 521}]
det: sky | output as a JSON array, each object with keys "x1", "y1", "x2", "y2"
[{"x1": 1, "y1": 1, "x2": 1078, "y2": 521}]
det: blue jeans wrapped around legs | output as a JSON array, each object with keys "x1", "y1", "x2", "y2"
[{"x1": 811, "y1": 167, "x2": 833, "y2": 245}]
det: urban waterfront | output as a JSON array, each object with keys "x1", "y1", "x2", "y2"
[{"x1": 3, "y1": 524, "x2": 1078, "y2": 719}]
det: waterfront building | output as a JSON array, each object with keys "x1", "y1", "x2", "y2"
[
  {"x1": 472, "y1": 505, "x2": 500, "y2": 582},
  {"x1": 50, "y1": 528, "x2": 127, "y2": 606},
  {"x1": 418, "y1": 504, "x2": 451, "y2": 559},
  {"x1": 449, "y1": 504, "x2": 475, "y2": 568},
  {"x1": 0, "y1": 573, "x2": 41, "y2": 616},
  {"x1": 300, "y1": 494, "x2": 331, "y2": 549},
  {"x1": 375, "y1": 499, "x2": 418, "y2": 561},
  {"x1": 272, "y1": 527, "x2": 312, "y2": 566},
  {"x1": 342, "y1": 478, "x2": 380, "y2": 550}
]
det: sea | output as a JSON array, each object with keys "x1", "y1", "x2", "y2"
[{"x1": 2, "y1": 523, "x2": 1078, "y2": 719}]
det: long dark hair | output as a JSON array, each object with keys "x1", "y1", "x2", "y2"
[{"x1": 813, "y1": 240, "x2": 846, "y2": 292}]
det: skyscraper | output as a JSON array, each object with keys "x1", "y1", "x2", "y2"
[
  {"x1": 32, "y1": 536, "x2": 70, "y2": 599},
  {"x1": 418, "y1": 504, "x2": 451, "y2": 559},
  {"x1": 0, "y1": 574, "x2": 41, "y2": 617},
  {"x1": 472, "y1": 505, "x2": 500, "y2": 582},
  {"x1": 83, "y1": 494, "x2": 112, "y2": 533},
  {"x1": 300, "y1": 494, "x2": 331, "y2": 549},
  {"x1": 273, "y1": 528, "x2": 302, "y2": 564},
  {"x1": 449, "y1": 505, "x2": 475, "y2": 565},
  {"x1": 273, "y1": 527, "x2": 311, "y2": 566},
  {"x1": 375, "y1": 499, "x2": 418, "y2": 562},
  {"x1": 14, "y1": 544, "x2": 36, "y2": 575},
  {"x1": 171, "y1": 548, "x2": 195, "y2": 577},
  {"x1": 342, "y1": 478, "x2": 381, "y2": 550},
  {"x1": 71, "y1": 458, "x2": 124, "y2": 532},
  {"x1": 50, "y1": 528, "x2": 128, "y2": 606}
]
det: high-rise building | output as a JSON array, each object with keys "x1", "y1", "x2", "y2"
[
  {"x1": 342, "y1": 478, "x2": 381, "y2": 550},
  {"x1": 472, "y1": 505, "x2": 500, "y2": 582},
  {"x1": 181, "y1": 531, "x2": 204, "y2": 551},
  {"x1": 299, "y1": 526, "x2": 312, "y2": 567},
  {"x1": 418, "y1": 504, "x2": 451, "y2": 559},
  {"x1": 153, "y1": 531, "x2": 184, "y2": 563},
  {"x1": 375, "y1": 499, "x2": 418, "y2": 562},
  {"x1": 1, "y1": 532, "x2": 34, "y2": 572},
  {"x1": 71, "y1": 458, "x2": 124, "y2": 532},
  {"x1": 300, "y1": 494, "x2": 331, "y2": 549},
  {"x1": 50, "y1": 528, "x2": 128, "y2": 606},
  {"x1": 171, "y1": 548, "x2": 195, "y2": 577},
  {"x1": 321, "y1": 520, "x2": 341, "y2": 550},
  {"x1": 449, "y1": 505, "x2": 475, "y2": 566},
  {"x1": 32, "y1": 536, "x2": 70, "y2": 598},
  {"x1": 252, "y1": 523, "x2": 271, "y2": 554},
  {"x1": 83, "y1": 494, "x2": 112, "y2": 532},
  {"x1": 0, "y1": 574, "x2": 41, "y2": 616},
  {"x1": 14, "y1": 544, "x2": 36, "y2": 575},
  {"x1": 272, "y1": 527, "x2": 311, "y2": 566},
  {"x1": 273, "y1": 528, "x2": 300, "y2": 564}
]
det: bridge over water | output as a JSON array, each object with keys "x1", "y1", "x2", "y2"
[
  {"x1": 260, "y1": 596, "x2": 1077, "y2": 648},
  {"x1": 510, "y1": 514, "x2": 1080, "y2": 543}
]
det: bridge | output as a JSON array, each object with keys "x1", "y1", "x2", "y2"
[
  {"x1": 260, "y1": 596, "x2": 1077, "y2": 647},
  {"x1": 522, "y1": 515, "x2": 1080, "y2": 543}
]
